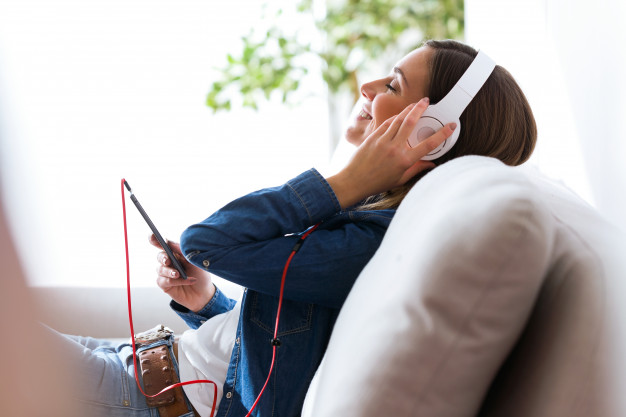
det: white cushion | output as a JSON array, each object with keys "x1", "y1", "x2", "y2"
[{"x1": 303, "y1": 156, "x2": 557, "y2": 417}]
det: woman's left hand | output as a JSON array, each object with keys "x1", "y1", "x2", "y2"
[
  {"x1": 149, "y1": 234, "x2": 216, "y2": 312},
  {"x1": 327, "y1": 98, "x2": 456, "y2": 209}
]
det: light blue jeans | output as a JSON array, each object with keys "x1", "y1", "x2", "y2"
[{"x1": 44, "y1": 326, "x2": 195, "y2": 417}]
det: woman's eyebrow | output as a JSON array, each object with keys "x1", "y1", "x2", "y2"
[{"x1": 394, "y1": 67, "x2": 409, "y2": 88}]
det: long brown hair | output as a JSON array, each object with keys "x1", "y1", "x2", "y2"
[{"x1": 361, "y1": 39, "x2": 537, "y2": 210}]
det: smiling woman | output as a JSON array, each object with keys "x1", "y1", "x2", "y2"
[
  {"x1": 350, "y1": 39, "x2": 536, "y2": 211},
  {"x1": 346, "y1": 48, "x2": 433, "y2": 144},
  {"x1": 346, "y1": 48, "x2": 431, "y2": 145},
  {"x1": 1, "y1": 31, "x2": 543, "y2": 415}
]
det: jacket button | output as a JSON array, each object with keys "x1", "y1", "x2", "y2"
[
  {"x1": 226, "y1": 391, "x2": 233, "y2": 399},
  {"x1": 202, "y1": 260, "x2": 210, "y2": 268}
]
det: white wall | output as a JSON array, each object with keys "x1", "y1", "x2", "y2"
[
  {"x1": 4, "y1": 0, "x2": 625, "y2": 291},
  {"x1": 0, "y1": 0, "x2": 329, "y2": 290},
  {"x1": 466, "y1": 0, "x2": 626, "y2": 233}
]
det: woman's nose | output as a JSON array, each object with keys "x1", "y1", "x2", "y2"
[{"x1": 361, "y1": 80, "x2": 377, "y2": 101}]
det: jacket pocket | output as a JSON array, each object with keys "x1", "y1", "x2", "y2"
[{"x1": 249, "y1": 291, "x2": 314, "y2": 336}]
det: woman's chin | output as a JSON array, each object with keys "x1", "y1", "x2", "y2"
[
  {"x1": 345, "y1": 120, "x2": 373, "y2": 146},
  {"x1": 344, "y1": 125, "x2": 365, "y2": 145}
]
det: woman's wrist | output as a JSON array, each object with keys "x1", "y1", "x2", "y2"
[
  {"x1": 326, "y1": 171, "x2": 367, "y2": 210},
  {"x1": 190, "y1": 283, "x2": 217, "y2": 313}
]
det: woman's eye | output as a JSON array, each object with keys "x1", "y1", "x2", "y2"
[
  {"x1": 385, "y1": 82, "x2": 399, "y2": 93},
  {"x1": 385, "y1": 80, "x2": 400, "y2": 93}
]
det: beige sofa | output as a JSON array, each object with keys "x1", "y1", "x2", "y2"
[{"x1": 303, "y1": 156, "x2": 626, "y2": 417}]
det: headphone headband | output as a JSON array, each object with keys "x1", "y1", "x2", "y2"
[
  {"x1": 435, "y1": 50, "x2": 496, "y2": 117},
  {"x1": 410, "y1": 49, "x2": 497, "y2": 159}
]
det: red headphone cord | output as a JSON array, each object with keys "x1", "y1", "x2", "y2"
[
  {"x1": 122, "y1": 179, "x2": 219, "y2": 416},
  {"x1": 122, "y1": 178, "x2": 319, "y2": 417},
  {"x1": 245, "y1": 222, "x2": 320, "y2": 416}
]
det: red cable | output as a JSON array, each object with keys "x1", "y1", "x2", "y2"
[
  {"x1": 245, "y1": 223, "x2": 320, "y2": 417},
  {"x1": 122, "y1": 179, "x2": 218, "y2": 417},
  {"x1": 122, "y1": 178, "x2": 319, "y2": 417}
]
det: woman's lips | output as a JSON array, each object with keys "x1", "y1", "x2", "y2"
[{"x1": 357, "y1": 108, "x2": 373, "y2": 120}]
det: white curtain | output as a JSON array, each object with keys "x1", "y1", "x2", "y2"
[{"x1": 466, "y1": 0, "x2": 626, "y2": 233}]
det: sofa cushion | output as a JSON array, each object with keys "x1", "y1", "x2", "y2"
[
  {"x1": 302, "y1": 156, "x2": 556, "y2": 417},
  {"x1": 475, "y1": 163, "x2": 623, "y2": 417}
]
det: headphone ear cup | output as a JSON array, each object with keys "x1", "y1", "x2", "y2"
[
  {"x1": 408, "y1": 116, "x2": 443, "y2": 148},
  {"x1": 420, "y1": 120, "x2": 460, "y2": 161},
  {"x1": 408, "y1": 109, "x2": 461, "y2": 160}
]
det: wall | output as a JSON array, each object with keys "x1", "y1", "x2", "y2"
[
  {"x1": 0, "y1": 0, "x2": 329, "y2": 288},
  {"x1": 466, "y1": 0, "x2": 626, "y2": 233}
]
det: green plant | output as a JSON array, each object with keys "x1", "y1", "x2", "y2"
[{"x1": 206, "y1": 0, "x2": 464, "y2": 113}]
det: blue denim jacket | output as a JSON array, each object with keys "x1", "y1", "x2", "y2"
[{"x1": 173, "y1": 169, "x2": 394, "y2": 416}]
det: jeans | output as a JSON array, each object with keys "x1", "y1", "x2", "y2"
[{"x1": 44, "y1": 326, "x2": 195, "y2": 417}]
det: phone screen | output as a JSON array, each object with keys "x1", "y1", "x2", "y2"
[{"x1": 125, "y1": 181, "x2": 188, "y2": 280}]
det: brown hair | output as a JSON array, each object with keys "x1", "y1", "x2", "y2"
[{"x1": 361, "y1": 39, "x2": 537, "y2": 210}]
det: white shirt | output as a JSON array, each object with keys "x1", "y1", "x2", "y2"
[{"x1": 178, "y1": 301, "x2": 241, "y2": 417}]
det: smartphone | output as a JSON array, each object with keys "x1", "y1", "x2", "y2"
[{"x1": 124, "y1": 180, "x2": 188, "y2": 280}]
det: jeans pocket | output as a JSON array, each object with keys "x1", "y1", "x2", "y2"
[{"x1": 249, "y1": 291, "x2": 314, "y2": 336}]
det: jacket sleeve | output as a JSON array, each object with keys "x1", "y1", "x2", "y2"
[
  {"x1": 169, "y1": 285, "x2": 237, "y2": 329},
  {"x1": 180, "y1": 168, "x2": 392, "y2": 309}
]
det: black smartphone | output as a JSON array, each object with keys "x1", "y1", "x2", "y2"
[{"x1": 124, "y1": 180, "x2": 188, "y2": 280}]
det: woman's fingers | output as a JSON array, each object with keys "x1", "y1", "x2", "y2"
[
  {"x1": 148, "y1": 233, "x2": 162, "y2": 248},
  {"x1": 378, "y1": 98, "x2": 429, "y2": 142},
  {"x1": 373, "y1": 98, "x2": 455, "y2": 163},
  {"x1": 156, "y1": 275, "x2": 197, "y2": 293},
  {"x1": 410, "y1": 122, "x2": 457, "y2": 159},
  {"x1": 156, "y1": 262, "x2": 179, "y2": 279},
  {"x1": 381, "y1": 97, "x2": 456, "y2": 160},
  {"x1": 150, "y1": 233, "x2": 188, "y2": 270},
  {"x1": 392, "y1": 98, "x2": 429, "y2": 142},
  {"x1": 382, "y1": 102, "x2": 418, "y2": 138},
  {"x1": 367, "y1": 101, "x2": 416, "y2": 142},
  {"x1": 156, "y1": 262, "x2": 196, "y2": 289},
  {"x1": 148, "y1": 234, "x2": 182, "y2": 255}
]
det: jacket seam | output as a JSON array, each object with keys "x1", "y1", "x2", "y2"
[
  {"x1": 310, "y1": 168, "x2": 342, "y2": 213},
  {"x1": 286, "y1": 182, "x2": 314, "y2": 224}
]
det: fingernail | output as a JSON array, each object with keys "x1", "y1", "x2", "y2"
[
  {"x1": 450, "y1": 123, "x2": 457, "y2": 130},
  {"x1": 421, "y1": 97, "x2": 430, "y2": 105},
  {"x1": 171, "y1": 271, "x2": 177, "y2": 277}
]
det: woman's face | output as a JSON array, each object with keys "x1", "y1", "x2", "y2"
[{"x1": 345, "y1": 46, "x2": 432, "y2": 145}]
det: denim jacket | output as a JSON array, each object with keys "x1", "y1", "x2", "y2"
[{"x1": 173, "y1": 169, "x2": 394, "y2": 416}]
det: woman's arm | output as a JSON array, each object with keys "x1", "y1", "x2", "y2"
[
  {"x1": 180, "y1": 168, "x2": 392, "y2": 309},
  {"x1": 180, "y1": 101, "x2": 454, "y2": 309}
]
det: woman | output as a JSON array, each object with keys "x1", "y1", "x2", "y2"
[{"x1": 56, "y1": 39, "x2": 536, "y2": 416}]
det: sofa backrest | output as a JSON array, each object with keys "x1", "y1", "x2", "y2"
[{"x1": 302, "y1": 156, "x2": 626, "y2": 417}]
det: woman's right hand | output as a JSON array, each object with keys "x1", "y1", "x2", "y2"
[
  {"x1": 327, "y1": 99, "x2": 454, "y2": 209},
  {"x1": 149, "y1": 234, "x2": 216, "y2": 312}
]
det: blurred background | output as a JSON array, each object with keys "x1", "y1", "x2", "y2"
[{"x1": 1, "y1": 0, "x2": 625, "y2": 294}]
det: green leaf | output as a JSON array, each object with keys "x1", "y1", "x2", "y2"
[{"x1": 206, "y1": 0, "x2": 465, "y2": 112}]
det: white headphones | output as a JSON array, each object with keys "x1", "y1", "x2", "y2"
[{"x1": 408, "y1": 50, "x2": 496, "y2": 160}]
